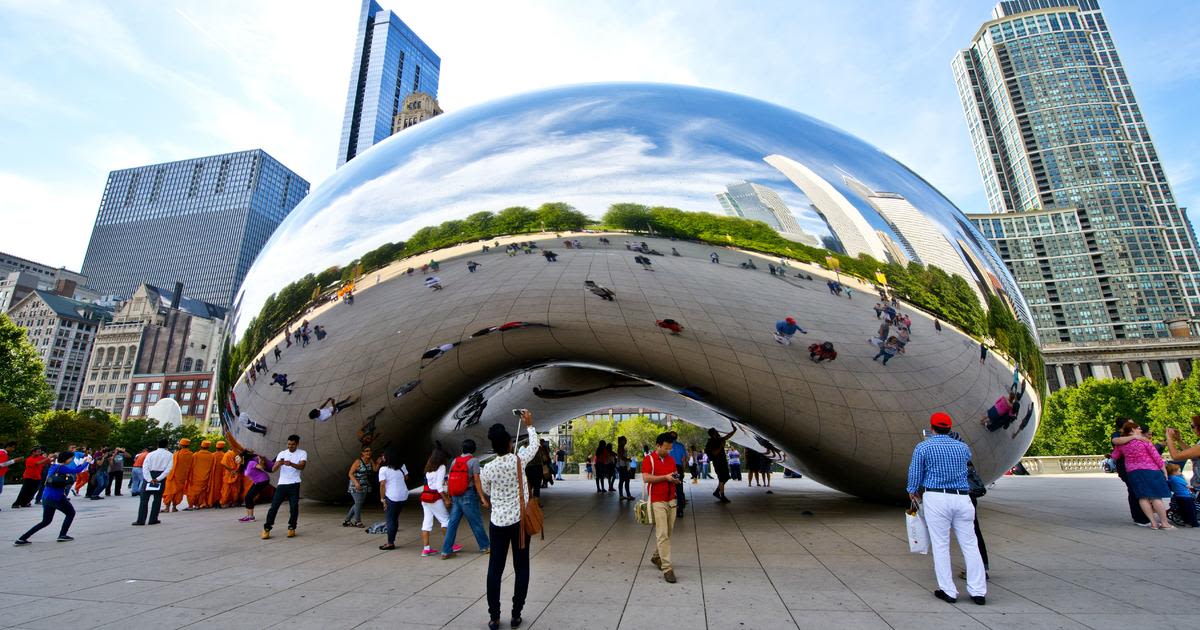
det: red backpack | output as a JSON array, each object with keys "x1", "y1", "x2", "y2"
[{"x1": 447, "y1": 455, "x2": 472, "y2": 497}]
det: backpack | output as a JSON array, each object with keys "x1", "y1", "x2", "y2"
[
  {"x1": 46, "y1": 464, "x2": 74, "y2": 490},
  {"x1": 447, "y1": 455, "x2": 472, "y2": 497}
]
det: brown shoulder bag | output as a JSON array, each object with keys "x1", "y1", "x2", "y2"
[{"x1": 516, "y1": 456, "x2": 544, "y2": 548}]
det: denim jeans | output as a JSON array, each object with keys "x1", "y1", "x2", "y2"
[
  {"x1": 345, "y1": 490, "x2": 366, "y2": 523},
  {"x1": 385, "y1": 498, "x2": 403, "y2": 545},
  {"x1": 264, "y1": 483, "x2": 300, "y2": 531},
  {"x1": 442, "y1": 489, "x2": 489, "y2": 555},
  {"x1": 130, "y1": 468, "x2": 144, "y2": 495}
]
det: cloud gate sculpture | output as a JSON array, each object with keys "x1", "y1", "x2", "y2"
[{"x1": 222, "y1": 83, "x2": 1042, "y2": 501}]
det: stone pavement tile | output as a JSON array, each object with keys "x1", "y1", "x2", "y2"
[
  {"x1": 967, "y1": 612, "x2": 1090, "y2": 630},
  {"x1": 527, "y1": 601, "x2": 619, "y2": 630},
  {"x1": 19, "y1": 600, "x2": 156, "y2": 630},
  {"x1": 792, "y1": 611, "x2": 891, "y2": 630},
  {"x1": 235, "y1": 587, "x2": 342, "y2": 615},
  {"x1": 765, "y1": 568, "x2": 871, "y2": 612},
  {"x1": 1064, "y1": 613, "x2": 1198, "y2": 629},
  {"x1": 91, "y1": 604, "x2": 214, "y2": 630},
  {"x1": 60, "y1": 578, "x2": 173, "y2": 603},
  {"x1": 700, "y1": 567, "x2": 795, "y2": 627},
  {"x1": 116, "y1": 579, "x2": 230, "y2": 607},
  {"x1": 987, "y1": 574, "x2": 1130, "y2": 614},
  {"x1": 189, "y1": 610, "x2": 292, "y2": 629},
  {"x1": 0, "y1": 596, "x2": 89, "y2": 626},
  {"x1": 879, "y1": 610, "x2": 991, "y2": 629},
  {"x1": 0, "y1": 592, "x2": 42, "y2": 610},
  {"x1": 357, "y1": 595, "x2": 476, "y2": 629},
  {"x1": 171, "y1": 584, "x2": 277, "y2": 611}
]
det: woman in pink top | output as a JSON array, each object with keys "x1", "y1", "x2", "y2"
[
  {"x1": 1111, "y1": 421, "x2": 1173, "y2": 529},
  {"x1": 239, "y1": 451, "x2": 274, "y2": 523}
]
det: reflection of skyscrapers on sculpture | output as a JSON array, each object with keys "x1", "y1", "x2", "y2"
[
  {"x1": 715, "y1": 181, "x2": 820, "y2": 247},
  {"x1": 843, "y1": 175, "x2": 985, "y2": 303},
  {"x1": 338, "y1": 0, "x2": 441, "y2": 167},
  {"x1": 764, "y1": 155, "x2": 887, "y2": 261}
]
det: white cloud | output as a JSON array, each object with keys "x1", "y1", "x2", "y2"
[{"x1": 0, "y1": 172, "x2": 99, "y2": 270}]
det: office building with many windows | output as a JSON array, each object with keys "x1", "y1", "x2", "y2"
[
  {"x1": 338, "y1": 0, "x2": 441, "y2": 166},
  {"x1": 79, "y1": 149, "x2": 308, "y2": 309},
  {"x1": 955, "y1": 0, "x2": 1200, "y2": 389}
]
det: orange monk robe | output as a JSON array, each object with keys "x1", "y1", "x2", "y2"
[
  {"x1": 208, "y1": 446, "x2": 228, "y2": 506},
  {"x1": 218, "y1": 450, "x2": 242, "y2": 506},
  {"x1": 187, "y1": 449, "x2": 216, "y2": 508},
  {"x1": 164, "y1": 449, "x2": 193, "y2": 507}
]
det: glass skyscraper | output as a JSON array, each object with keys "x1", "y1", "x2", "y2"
[
  {"x1": 955, "y1": 0, "x2": 1199, "y2": 344},
  {"x1": 80, "y1": 149, "x2": 309, "y2": 308},
  {"x1": 337, "y1": 0, "x2": 441, "y2": 167}
]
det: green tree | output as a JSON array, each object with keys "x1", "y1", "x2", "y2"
[
  {"x1": 493, "y1": 206, "x2": 538, "y2": 235},
  {"x1": 0, "y1": 403, "x2": 33, "y2": 456},
  {"x1": 33, "y1": 410, "x2": 115, "y2": 451},
  {"x1": 1146, "y1": 361, "x2": 1200, "y2": 440},
  {"x1": 0, "y1": 314, "x2": 53, "y2": 416},
  {"x1": 1027, "y1": 378, "x2": 1158, "y2": 456}
]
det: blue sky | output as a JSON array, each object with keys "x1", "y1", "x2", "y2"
[{"x1": 1, "y1": 0, "x2": 1197, "y2": 270}]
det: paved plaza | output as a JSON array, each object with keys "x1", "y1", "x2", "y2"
[{"x1": 3, "y1": 473, "x2": 1198, "y2": 629}]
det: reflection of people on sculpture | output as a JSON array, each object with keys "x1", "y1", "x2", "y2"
[
  {"x1": 453, "y1": 391, "x2": 488, "y2": 430},
  {"x1": 309, "y1": 396, "x2": 359, "y2": 421},
  {"x1": 542, "y1": 250, "x2": 558, "y2": 262},
  {"x1": 471, "y1": 322, "x2": 550, "y2": 338},
  {"x1": 425, "y1": 275, "x2": 443, "y2": 291},
  {"x1": 241, "y1": 412, "x2": 267, "y2": 436},
  {"x1": 982, "y1": 390, "x2": 1020, "y2": 432},
  {"x1": 872, "y1": 336, "x2": 902, "y2": 365},
  {"x1": 584, "y1": 280, "x2": 615, "y2": 301},
  {"x1": 656, "y1": 319, "x2": 683, "y2": 335},
  {"x1": 774, "y1": 317, "x2": 807, "y2": 344},
  {"x1": 808, "y1": 341, "x2": 837, "y2": 363},
  {"x1": 421, "y1": 342, "x2": 460, "y2": 368},
  {"x1": 467, "y1": 260, "x2": 481, "y2": 272},
  {"x1": 270, "y1": 373, "x2": 294, "y2": 393},
  {"x1": 394, "y1": 380, "x2": 420, "y2": 398},
  {"x1": 358, "y1": 408, "x2": 384, "y2": 447}
]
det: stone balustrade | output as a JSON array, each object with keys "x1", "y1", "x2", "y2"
[{"x1": 1020, "y1": 455, "x2": 1107, "y2": 475}]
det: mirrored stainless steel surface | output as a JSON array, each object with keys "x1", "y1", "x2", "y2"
[{"x1": 222, "y1": 83, "x2": 1041, "y2": 501}]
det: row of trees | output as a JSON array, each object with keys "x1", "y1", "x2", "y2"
[
  {"x1": 569, "y1": 415, "x2": 715, "y2": 464},
  {"x1": 1027, "y1": 363, "x2": 1200, "y2": 456},
  {"x1": 601, "y1": 203, "x2": 1044, "y2": 392}
]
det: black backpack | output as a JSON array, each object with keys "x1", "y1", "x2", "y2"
[{"x1": 46, "y1": 464, "x2": 74, "y2": 490}]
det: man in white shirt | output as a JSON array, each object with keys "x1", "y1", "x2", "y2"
[
  {"x1": 262, "y1": 434, "x2": 307, "y2": 539},
  {"x1": 133, "y1": 439, "x2": 174, "y2": 526}
]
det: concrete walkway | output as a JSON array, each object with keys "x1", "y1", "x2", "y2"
[{"x1": 1, "y1": 474, "x2": 1198, "y2": 629}]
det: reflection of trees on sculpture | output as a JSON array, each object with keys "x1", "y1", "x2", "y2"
[{"x1": 531, "y1": 381, "x2": 654, "y2": 399}]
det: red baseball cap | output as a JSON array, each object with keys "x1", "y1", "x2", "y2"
[{"x1": 930, "y1": 412, "x2": 953, "y2": 429}]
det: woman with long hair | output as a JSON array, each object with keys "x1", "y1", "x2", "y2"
[
  {"x1": 480, "y1": 410, "x2": 541, "y2": 630},
  {"x1": 616, "y1": 436, "x2": 633, "y2": 500},
  {"x1": 343, "y1": 445, "x2": 374, "y2": 528},
  {"x1": 605, "y1": 443, "x2": 617, "y2": 491},
  {"x1": 593, "y1": 441, "x2": 609, "y2": 493},
  {"x1": 377, "y1": 448, "x2": 409, "y2": 551},
  {"x1": 419, "y1": 443, "x2": 458, "y2": 556},
  {"x1": 239, "y1": 450, "x2": 272, "y2": 522}
]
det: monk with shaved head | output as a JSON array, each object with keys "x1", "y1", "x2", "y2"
[
  {"x1": 186, "y1": 440, "x2": 216, "y2": 509},
  {"x1": 164, "y1": 439, "x2": 193, "y2": 512}
]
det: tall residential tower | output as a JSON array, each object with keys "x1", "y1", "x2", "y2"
[
  {"x1": 338, "y1": 0, "x2": 441, "y2": 167},
  {"x1": 955, "y1": 0, "x2": 1200, "y2": 388},
  {"x1": 80, "y1": 150, "x2": 309, "y2": 309}
]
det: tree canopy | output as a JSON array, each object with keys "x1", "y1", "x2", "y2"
[
  {"x1": 0, "y1": 314, "x2": 53, "y2": 418},
  {"x1": 569, "y1": 415, "x2": 714, "y2": 463}
]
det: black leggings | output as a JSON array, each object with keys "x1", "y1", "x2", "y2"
[
  {"x1": 20, "y1": 497, "x2": 75, "y2": 540},
  {"x1": 486, "y1": 522, "x2": 530, "y2": 620},
  {"x1": 245, "y1": 481, "x2": 270, "y2": 509},
  {"x1": 970, "y1": 496, "x2": 989, "y2": 569},
  {"x1": 595, "y1": 464, "x2": 606, "y2": 491},
  {"x1": 618, "y1": 468, "x2": 631, "y2": 496}
]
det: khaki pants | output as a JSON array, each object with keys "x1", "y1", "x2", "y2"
[{"x1": 650, "y1": 500, "x2": 677, "y2": 572}]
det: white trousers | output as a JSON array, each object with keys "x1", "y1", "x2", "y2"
[
  {"x1": 421, "y1": 499, "x2": 449, "y2": 531},
  {"x1": 921, "y1": 491, "x2": 986, "y2": 598}
]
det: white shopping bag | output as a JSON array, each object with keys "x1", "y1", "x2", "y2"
[{"x1": 906, "y1": 506, "x2": 929, "y2": 554}]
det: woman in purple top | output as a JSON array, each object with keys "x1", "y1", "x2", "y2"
[
  {"x1": 1111, "y1": 421, "x2": 1173, "y2": 529},
  {"x1": 239, "y1": 451, "x2": 274, "y2": 523}
]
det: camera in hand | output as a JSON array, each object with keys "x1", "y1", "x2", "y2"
[{"x1": 511, "y1": 409, "x2": 527, "y2": 417}]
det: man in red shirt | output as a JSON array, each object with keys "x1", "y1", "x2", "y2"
[
  {"x1": 12, "y1": 447, "x2": 49, "y2": 509},
  {"x1": 642, "y1": 432, "x2": 680, "y2": 583}
]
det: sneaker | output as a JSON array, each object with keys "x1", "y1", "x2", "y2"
[
  {"x1": 56, "y1": 535, "x2": 74, "y2": 542},
  {"x1": 481, "y1": 548, "x2": 490, "y2": 554},
  {"x1": 663, "y1": 570, "x2": 677, "y2": 583},
  {"x1": 421, "y1": 548, "x2": 436, "y2": 557},
  {"x1": 287, "y1": 529, "x2": 296, "y2": 538},
  {"x1": 261, "y1": 530, "x2": 271, "y2": 540},
  {"x1": 13, "y1": 539, "x2": 29, "y2": 546},
  {"x1": 452, "y1": 544, "x2": 463, "y2": 553},
  {"x1": 441, "y1": 552, "x2": 457, "y2": 560},
  {"x1": 238, "y1": 516, "x2": 254, "y2": 522}
]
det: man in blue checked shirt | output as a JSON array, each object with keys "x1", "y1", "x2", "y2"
[{"x1": 907, "y1": 412, "x2": 987, "y2": 606}]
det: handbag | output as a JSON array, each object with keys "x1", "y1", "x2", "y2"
[
  {"x1": 967, "y1": 464, "x2": 986, "y2": 498},
  {"x1": 635, "y1": 455, "x2": 654, "y2": 526},
  {"x1": 906, "y1": 501, "x2": 929, "y2": 554},
  {"x1": 47, "y1": 464, "x2": 74, "y2": 490},
  {"x1": 516, "y1": 456, "x2": 544, "y2": 548},
  {"x1": 419, "y1": 484, "x2": 441, "y2": 504}
]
